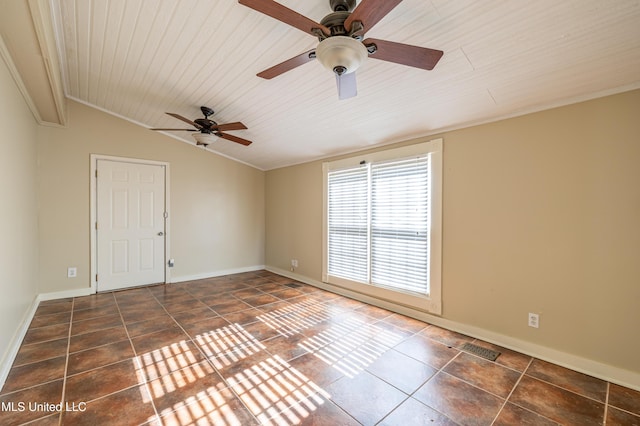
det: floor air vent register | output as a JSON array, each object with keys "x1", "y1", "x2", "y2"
[{"x1": 461, "y1": 343, "x2": 501, "y2": 361}]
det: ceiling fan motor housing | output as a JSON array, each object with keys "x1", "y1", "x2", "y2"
[
  {"x1": 320, "y1": 11, "x2": 354, "y2": 37},
  {"x1": 194, "y1": 118, "x2": 217, "y2": 131}
]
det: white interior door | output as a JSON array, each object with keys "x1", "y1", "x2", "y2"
[{"x1": 96, "y1": 159, "x2": 166, "y2": 291}]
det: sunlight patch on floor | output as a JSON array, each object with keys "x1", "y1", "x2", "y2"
[{"x1": 226, "y1": 355, "x2": 330, "y2": 425}]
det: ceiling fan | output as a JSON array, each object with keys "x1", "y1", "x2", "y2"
[
  {"x1": 151, "y1": 106, "x2": 252, "y2": 147},
  {"x1": 239, "y1": 0, "x2": 443, "y2": 100}
]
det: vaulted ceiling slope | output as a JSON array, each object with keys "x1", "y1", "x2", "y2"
[{"x1": 4, "y1": 0, "x2": 640, "y2": 170}]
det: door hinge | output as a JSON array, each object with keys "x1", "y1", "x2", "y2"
[
  {"x1": 95, "y1": 274, "x2": 98, "y2": 282},
  {"x1": 95, "y1": 170, "x2": 98, "y2": 178},
  {"x1": 95, "y1": 222, "x2": 98, "y2": 230},
  {"x1": 163, "y1": 211, "x2": 168, "y2": 219}
]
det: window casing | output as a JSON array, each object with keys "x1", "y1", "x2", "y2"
[{"x1": 323, "y1": 139, "x2": 442, "y2": 314}]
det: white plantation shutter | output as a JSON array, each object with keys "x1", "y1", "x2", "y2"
[
  {"x1": 327, "y1": 167, "x2": 369, "y2": 283},
  {"x1": 371, "y1": 157, "x2": 430, "y2": 294}
]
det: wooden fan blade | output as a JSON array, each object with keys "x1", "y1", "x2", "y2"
[
  {"x1": 344, "y1": 0, "x2": 403, "y2": 33},
  {"x1": 257, "y1": 49, "x2": 316, "y2": 79},
  {"x1": 364, "y1": 38, "x2": 443, "y2": 70},
  {"x1": 150, "y1": 128, "x2": 197, "y2": 131},
  {"x1": 213, "y1": 122, "x2": 248, "y2": 131},
  {"x1": 218, "y1": 132, "x2": 253, "y2": 146},
  {"x1": 336, "y1": 72, "x2": 357, "y2": 100},
  {"x1": 239, "y1": 0, "x2": 330, "y2": 37},
  {"x1": 166, "y1": 112, "x2": 199, "y2": 128}
]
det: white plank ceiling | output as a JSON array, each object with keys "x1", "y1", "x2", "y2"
[{"x1": 51, "y1": 0, "x2": 640, "y2": 170}]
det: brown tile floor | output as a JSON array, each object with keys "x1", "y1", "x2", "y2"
[{"x1": 1, "y1": 270, "x2": 639, "y2": 425}]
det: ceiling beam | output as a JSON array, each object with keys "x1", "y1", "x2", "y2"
[{"x1": 0, "y1": 0, "x2": 66, "y2": 126}]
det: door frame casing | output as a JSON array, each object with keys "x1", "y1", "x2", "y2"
[{"x1": 90, "y1": 154, "x2": 171, "y2": 293}]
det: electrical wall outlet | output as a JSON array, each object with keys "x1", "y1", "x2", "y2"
[
  {"x1": 528, "y1": 312, "x2": 539, "y2": 328},
  {"x1": 67, "y1": 267, "x2": 77, "y2": 278},
  {"x1": 291, "y1": 259, "x2": 298, "y2": 268}
]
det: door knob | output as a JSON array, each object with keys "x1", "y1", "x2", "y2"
[{"x1": 158, "y1": 232, "x2": 164, "y2": 236}]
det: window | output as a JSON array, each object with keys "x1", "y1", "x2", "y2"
[{"x1": 323, "y1": 139, "x2": 442, "y2": 314}]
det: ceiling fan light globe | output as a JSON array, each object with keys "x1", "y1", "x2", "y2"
[
  {"x1": 316, "y1": 36, "x2": 367, "y2": 75},
  {"x1": 192, "y1": 132, "x2": 218, "y2": 146}
]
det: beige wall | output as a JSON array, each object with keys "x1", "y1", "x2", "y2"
[
  {"x1": 37, "y1": 100, "x2": 265, "y2": 293},
  {"x1": 265, "y1": 89, "x2": 640, "y2": 376},
  {"x1": 0, "y1": 53, "x2": 40, "y2": 368}
]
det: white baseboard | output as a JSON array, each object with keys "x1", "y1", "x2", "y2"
[
  {"x1": 170, "y1": 265, "x2": 266, "y2": 284},
  {"x1": 267, "y1": 266, "x2": 640, "y2": 392},
  {"x1": 0, "y1": 295, "x2": 40, "y2": 392},
  {"x1": 0, "y1": 285, "x2": 118, "y2": 390},
  {"x1": 38, "y1": 287, "x2": 93, "y2": 301}
]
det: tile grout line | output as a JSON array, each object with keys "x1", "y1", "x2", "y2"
[
  {"x1": 150, "y1": 285, "x2": 232, "y2": 381},
  {"x1": 489, "y1": 356, "x2": 533, "y2": 426},
  {"x1": 404, "y1": 343, "x2": 466, "y2": 424},
  {"x1": 222, "y1": 279, "x2": 363, "y2": 424},
  {"x1": 158, "y1": 285, "x2": 259, "y2": 373},
  {"x1": 57, "y1": 297, "x2": 75, "y2": 426},
  {"x1": 197, "y1": 284, "x2": 276, "y2": 424},
  {"x1": 60, "y1": 296, "x2": 143, "y2": 407},
  {"x1": 497, "y1": 358, "x2": 600, "y2": 425},
  {"x1": 151, "y1": 281, "x2": 265, "y2": 425},
  {"x1": 521, "y1": 370, "x2": 610, "y2": 405},
  {"x1": 606, "y1": 404, "x2": 640, "y2": 419},
  {"x1": 354, "y1": 323, "x2": 476, "y2": 424},
  {"x1": 113, "y1": 289, "x2": 162, "y2": 425},
  {"x1": 450, "y1": 352, "x2": 528, "y2": 390},
  {"x1": 264, "y1": 301, "x2": 383, "y2": 425},
  {"x1": 369, "y1": 322, "x2": 446, "y2": 425},
  {"x1": 225, "y1": 289, "x2": 312, "y2": 425},
  {"x1": 208, "y1": 277, "x2": 315, "y2": 425},
  {"x1": 603, "y1": 381, "x2": 610, "y2": 425},
  {"x1": 397, "y1": 339, "x2": 553, "y2": 425},
  {"x1": 461, "y1": 342, "x2": 619, "y2": 414}
]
